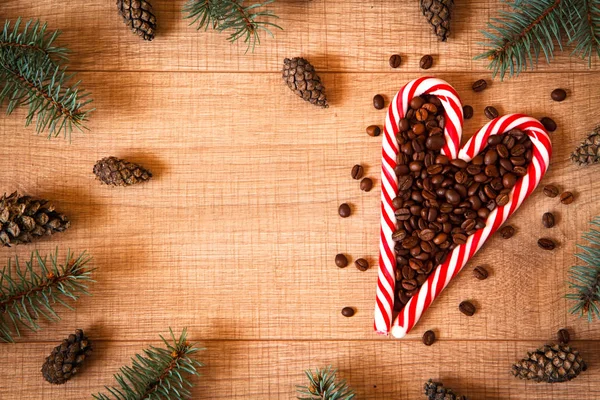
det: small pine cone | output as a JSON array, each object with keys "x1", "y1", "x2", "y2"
[
  {"x1": 511, "y1": 343, "x2": 587, "y2": 383},
  {"x1": 282, "y1": 57, "x2": 329, "y2": 108},
  {"x1": 93, "y1": 156, "x2": 152, "y2": 186},
  {"x1": 571, "y1": 128, "x2": 600, "y2": 166},
  {"x1": 420, "y1": 0, "x2": 454, "y2": 41},
  {"x1": 117, "y1": 0, "x2": 156, "y2": 41},
  {"x1": 41, "y1": 329, "x2": 92, "y2": 385},
  {"x1": 0, "y1": 192, "x2": 70, "y2": 247},
  {"x1": 424, "y1": 379, "x2": 467, "y2": 400}
]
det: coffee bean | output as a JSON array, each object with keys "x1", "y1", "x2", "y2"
[
  {"x1": 551, "y1": 88, "x2": 567, "y2": 102},
  {"x1": 416, "y1": 108, "x2": 429, "y2": 121},
  {"x1": 335, "y1": 253, "x2": 348, "y2": 268},
  {"x1": 543, "y1": 184, "x2": 559, "y2": 198},
  {"x1": 419, "y1": 229, "x2": 435, "y2": 241},
  {"x1": 389, "y1": 54, "x2": 402, "y2": 68},
  {"x1": 484, "y1": 106, "x2": 499, "y2": 120},
  {"x1": 392, "y1": 229, "x2": 407, "y2": 242},
  {"x1": 419, "y1": 55, "x2": 433, "y2": 70},
  {"x1": 338, "y1": 203, "x2": 351, "y2": 218},
  {"x1": 366, "y1": 125, "x2": 381, "y2": 137},
  {"x1": 351, "y1": 164, "x2": 364, "y2": 180},
  {"x1": 557, "y1": 328, "x2": 570, "y2": 344},
  {"x1": 472, "y1": 79, "x2": 488, "y2": 92},
  {"x1": 560, "y1": 191, "x2": 574, "y2": 205},
  {"x1": 473, "y1": 266, "x2": 488, "y2": 280},
  {"x1": 496, "y1": 193, "x2": 509, "y2": 207},
  {"x1": 463, "y1": 105, "x2": 473, "y2": 120},
  {"x1": 542, "y1": 212, "x2": 555, "y2": 228},
  {"x1": 422, "y1": 330, "x2": 436, "y2": 346},
  {"x1": 499, "y1": 225, "x2": 515, "y2": 239},
  {"x1": 538, "y1": 238, "x2": 556, "y2": 250},
  {"x1": 459, "y1": 301, "x2": 476, "y2": 316},
  {"x1": 355, "y1": 258, "x2": 369, "y2": 271},
  {"x1": 540, "y1": 117, "x2": 557, "y2": 132},
  {"x1": 373, "y1": 94, "x2": 385, "y2": 110},
  {"x1": 341, "y1": 307, "x2": 355, "y2": 317},
  {"x1": 360, "y1": 177, "x2": 373, "y2": 192},
  {"x1": 410, "y1": 96, "x2": 426, "y2": 110},
  {"x1": 402, "y1": 279, "x2": 418, "y2": 290}
]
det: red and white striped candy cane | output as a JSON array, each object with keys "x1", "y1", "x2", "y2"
[{"x1": 374, "y1": 77, "x2": 463, "y2": 335}]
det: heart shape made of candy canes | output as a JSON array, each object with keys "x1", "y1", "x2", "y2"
[{"x1": 374, "y1": 77, "x2": 552, "y2": 338}]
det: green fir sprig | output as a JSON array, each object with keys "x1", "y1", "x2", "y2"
[
  {"x1": 94, "y1": 328, "x2": 204, "y2": 400},
  {"x1": 297, "y1": 366, "x2": 356, "y2": 400},
  {"x1": 183, "y1": 0, "x2": 281, "y2": 52},
  {"x1": 0, "y1": 18, "x2": 94, "y2": 138},
  {"x1": 567, "y1": 216, "x2": 600, "y2": 322},
  {"x1": 0, "y1": 249, "x2": 93, "y2": 343}
]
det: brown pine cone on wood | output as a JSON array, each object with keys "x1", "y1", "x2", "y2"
[
  {"x1": 41, "y1": 329, "x2": 92, "y2": 385},
  {"x1": 93, "y1": 156, "x2": 152, "y2": 186},
  {"x1": 511, "y1": 343, "x2": 587, "y2": 383},
  {"x1": 420, "y1": 0, "x2": 454, "y2": 41},
  {"x1": 117, "y1": 0, "x2": 157, "y2": 41},
  {"x1": 282, "y1": 57, "x2": 329, "y2": 108}
]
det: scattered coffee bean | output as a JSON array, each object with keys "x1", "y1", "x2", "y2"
[
  {"x1": 543, "y1": 184, "x2": 559, "y2": 198},
  {"x1": 373, "y1": 94, "x2": 385, "y2": 110},
  {"x1": 551, "y1": 88, "x2": 567, "y2": 102},
  {"x1": 472, "y1": 79, "x2": 488, "y2": 92},
  {"x1": 499, "y1": 225, "x2": 515, "y2": 239},
  {"x1": 389, "y1": 54, "x2": 402, "y2": 68},
  {"x1": 472, "y1": 266, "x2": 489, "y2": 280},
  {"x1": 484, "y1": 106, "x2": 499, "y2": 120},
  {"x1": 341, "y1": 307, "x2": 355, "y2": 317},
  {"x1": 360, "y1": 177, "x2": 374, "y2": 192},
  {"x1": 335, "y1": 253, "x2": 348, "y2": 268},
  {"x1": 422, "y1": 330, "x2": 436, "y2": 346},
  {"x1": 338, "y1": 203, "x2": 351, "y2": 218},
  {"x1": 420, "y1": 55, "x2": 433, "y2": 70},
  {"x1": 560, "y1": 191, "x2": 574, "y2": 205},
  {"x1": 459, "y1": 301, "x2": 476, "y2": 316},
  {"x1": 538, "y1": 238, "x2": 556, "y2": 250},
  {"x1": 542, "y1": 212, "x2": 555, "y2": 228},
  {"x1": 351, "y1": 164, "x2": 364, "y2": 180},
  {"x1": 366, "y1": 125, "x2": 382, "y2": 137},
  {"x1": 540, "y1": 117, "x2": 557, "y2": 132},
  {"x1": 463, "y1": 105, "x2": 473, "y2": 120},
  {"x1": 557, "y1": 328, "x2": 570, "y2": 344},
  {"x1": 355, "y1": 258, "x2": 369, "y2": 271}
]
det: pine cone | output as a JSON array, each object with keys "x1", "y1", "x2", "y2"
[
  {"x1": 571, "y1": 127, "x2": 600, "y2": 166},
  {"x1": 511, "y1": 344, "x2": 587, "y2": 383},
  {"x1": 424, "y1": 379, "x2": 467, "y2": 400},
  {"x1": 282, "y1": 57, "x2": 329, "y2": 108},
  {"x1": 93, "y1": 156, "x2": 152, "y2": 186},
  {"x1": 117, "y1": 0, "x2": 156, "y2": 41},
  {"x1": 0, "y1": 192, "x2": 70, "y2": 247},
  {"x1": 420, "y1": 0, "x2": 454, "y2": 41},
  {"x1": 41, "y1": 329, "x2": 92, "y2": 385}
]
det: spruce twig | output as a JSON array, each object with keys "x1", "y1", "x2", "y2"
[
  {"x1": 0, "y1": 249, "x2": 93, "y2": 343},
  {"x1": 567, "y1": 216, "x2": 600, "y2": 322},
  {"x1": 296, "y1": 366, "x2": 355, "y2": 400},
  {"x1": 93, "y1": 328, "x2": 204, "y2": 400}
]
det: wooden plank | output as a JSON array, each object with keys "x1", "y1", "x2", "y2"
[{"x1": 0, "y1": 0, "x2": 597, "y2": 73}]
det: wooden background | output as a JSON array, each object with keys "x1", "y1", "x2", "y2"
[{"x1": 1, "y1": 1, "x2": 599, "y2": 398}]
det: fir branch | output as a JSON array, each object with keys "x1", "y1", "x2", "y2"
[
  {"x1": 0, "y1": 249, "x2": 93, "y2": 343},
  {"x1": 182, "y1": 0, "x2": 281, "y2": 52},
  {"x1": 297, "y1": 366, "x2": 355, "y2": 400},
  {"x1": 93, "y1": 328, "x2": 204, "y2": 400},
  {"x1": 0, "y1": 18, "x2": 93, "y2": 139},
  {"x1": 567, "y1": 216, "x2": 600, "y2": 322},
  {"x1": 569, "y1": 0, "x2": 600, "y2": 63}
]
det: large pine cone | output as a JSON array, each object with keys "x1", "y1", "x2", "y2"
[
  {"x1": 0, "y1": 192, "x2": 70, "y2": 247},
  {"x1": 42, "y1": 329, "x2": 92, "y2": 385},
  {"x1": 571, "y1": 128, "x2": 600, "y2": 166},
  {"x1": 282, "y1": 57, "x2": 329, "y2": 108},
  {"x1": 117, "y1": 0, "x2": 156, "y2": 41},
  {"x1": 93, "y1": 156, "x2": 152, "y2": 186},
  {"x1": 420, "y1": 0, "x2": 454, "y2": 41},
  {"x1": 511, "y1": 344, "x2": 587, "y2": 383},
  {"x1": 424, "y1": 379, "x2": 467, "y2": 400}
]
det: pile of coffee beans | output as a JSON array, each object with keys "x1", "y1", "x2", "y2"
[{"x1": 391, "y1": 94, "x2": 534, "y2": 308}]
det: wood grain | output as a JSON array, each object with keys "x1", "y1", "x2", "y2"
[{"x1": 0, "y1": 0, "x2": 599, "y2": 399}]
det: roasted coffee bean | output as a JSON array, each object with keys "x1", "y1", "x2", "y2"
[
  {"x1": 410, "y1": 96, "x2": 426, "y2": 110},
  {"x1": 355, "y1": 258, "x2": 369, "y2": 271},
  {"x1": 496, "y1": 193, "x2": 509, "y2": 207},
  {"x1": 402, "y1": 279, "x2": 418, "y2": 290},
  {"x1": 419, "y1": 229, "x2": 435, "y2": 241},
  {"x1": 335, "y1": 254, "x2": 348, "y2": 268},
  {"x1": 426, "y1": 135, "x2": 446, "y2": 151},
  {"x1": 392, "y1": 229, "x2": 407, "y2": 242},
  {"x1": 538, "y1": 238, "x2": 556, "y2": 250},
  {"x1": 366, "y1": 125, "x2": 381, "y2": 137},
  {"x1": 557, "y1": 328, "x2": 570, "y2": 344},
  {"x1": 419, "y1": 54, "x2": 433, "y2": 70},
  {"x1": 499, "y1": 225, "x2": 515, "y2": 239},
  {"x1": 338, "y1": 203, "x2": 351, "y2": 218},
  {"x1": 351, "y1": 164, "x2": 364, "y2": 180},
  {"x1": 395, "y1": 208, "x2": 411, "y2": 221},
  {"x1": 360, "y1": 177, "x2": 373, "y2": 192},
  {"x1": 502, "y1": 173, "x2": 517, "y2": 189},
  {"x1": 543, "y1": 184, "x2": 559, "y2": 198},
  {"x1": 459, "y1": 301, "x2": 476, "y2": 316},
  {"x1": 422, "y1": 330, "x2": 436, "y2": 346},
  {"x1": 473, "y1": 266, "x2": 488, "y2": 280},
  {"x1": 484, "y1": 106, "x2": 499, "y2": 120},
  {"x1": 373, "y1": 94, "x2": 385, "y2": 110},
  {"x1": 472, "y1": 79, "x2": 487, "y2": 92},
  {"x1": 551, "y1": 88, "x2": 567, "y2": 102},
  {"x1": 540, "y1": 117, "x2": 557, "y2": 132},
  {"x1": 389, "y1": 54, "x2": 402, "y2": 68},
  {"x1": 399, "y1": 118, "x2": 410, "y2": 132},
  {"x1": 542, "y1": 212, "x2": 555, "y2": 228},
  {"x1": 416, "y1": 108, "x2": 429, "y2": 122},
  {"x1": 341, "y1": 307, "x2": 355, "y2": 317},
  {"x1": 560, "y1": 191, "x2": 574, "y2": 204},
  {"x1": 452, "y1": 233, "x2": 467, "y2": 244},
  {"x1": 398, "y1": 175, "x2": 414, "y2": 191},
  {"x1": 463, "y1": 105, "x2": 473, "y2": 120}
]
